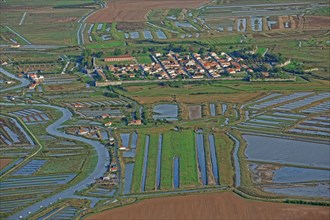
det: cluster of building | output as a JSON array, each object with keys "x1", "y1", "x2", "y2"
[
  {"x1": 108, "y1": 64, "x2": 141, "y2": 79},
  {"x1": 211, "y1": 52, "x2": 251, "y2": 74},
  {"x1": 140, "y1": 62, "x2": 167, "y2": 79},
  {"x1": 99, "y1": 51, "x2": 286, "y2": 81},
  {"x1": 17, "y1": 72, "x2": 44, "y2": 90},
  {"x1": 156, "y1": 53, "x2": 185, "y2": 79},
  {"x1": 175, "y1": 54, "x2": 206, "y2": 78}
]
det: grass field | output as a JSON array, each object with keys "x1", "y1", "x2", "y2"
[
  {"x1": 131, "y1": 133, "x2": 146, "y2": 193},
  {"x1": 0, "y1": 0, "x2": 96, "y2": 45},
  {"x1": 161, "y1": 130, "x2": 198, "y2": 189},
  {"x1": 113, "y1": 79, "x2": 329, "y2": 105},
  {"x1": 145, "y1": 134, "x2": 158, "y2": 191}
]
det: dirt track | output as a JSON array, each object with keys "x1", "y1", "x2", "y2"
[
  {"x1": 87, "y1": 192, "x2": 330, "y2": 220},
  {"x1": 87, "y1": 0, "x2": 210, "y2": 22}
]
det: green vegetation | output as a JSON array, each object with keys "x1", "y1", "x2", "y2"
[
  {"x1": 145, "y1": 134, "x2": 158, "y2": 191},
  {"x1": 161, "y1": 130, "x2": 198, "y2": 189}
]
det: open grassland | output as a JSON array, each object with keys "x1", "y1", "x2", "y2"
[
  {"x1": 161, "y1": 130, "x2": 198, "y2": 189},
  {"x1": 87, "y1": 0, "x2": 210, "y2": 22},
  {"x1": 88, "y1": 192, "x2": 330, "y2": 220},
  {"x1": 145, "y1": 134, "x2": 158, "y2": 191},
  {"x1": 214, "y1": 132, "x2": 234, "y2": 186},
  {"x1": 113, "y1": 79, "x2": 330, "y2": 105},
  {"x1": 0, "y1": 0, "x2": 96, "y2": 45}
]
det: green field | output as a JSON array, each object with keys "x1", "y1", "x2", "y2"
[{"x1": 130, "y1": 129, "x2": 199, "y2": 192}]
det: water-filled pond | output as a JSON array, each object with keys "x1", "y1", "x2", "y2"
[
  {"x1": 123, "y1": 163, "x2": 134, "y2": 194},
  {"x1": 153, "y1": 104, "x2": 178, "y2": 121},
  {"x1": 195, "y1": 133, "x2": 207, "y2": 185},
  {"x1": 173, "y1": 157, "x2": 180, "y2": 189},
  {"x1": 244, "y1": 135, "x2": 330, "y2": 168},
  {"x1": 250, "y1": 164, "x2": 330, "y2": 183},
  {"x1": 120, "y1": 133, "x2": 130, "y2": 148},
  {"x1": 263, "y1": 183, "x2": 330, "y2": 198}
]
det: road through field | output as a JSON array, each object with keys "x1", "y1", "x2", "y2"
[
  {"x1": 1, "y1": 102, "x2": 110, "y2": 220},
  {"x1": 0, "y1": 67, "x2": 30, "y2": 92}
]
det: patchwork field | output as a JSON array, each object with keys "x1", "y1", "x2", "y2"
[{"x1": 88, "y1": 192, "x2": 330, "y2": 220}]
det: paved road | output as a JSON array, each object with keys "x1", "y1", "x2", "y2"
[
  {"x1": 0, "y1": 44, "x2": 65, "y2": 50},
  {"x1": 1, "y1": 103, "x2": 110, "y2": 220},
  {"x1": 0, "y1": 67, "x2": 30, "y2": 92}
]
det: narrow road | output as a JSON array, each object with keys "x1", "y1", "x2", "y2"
[
  {"x1": 5, "y1": 26, "x2": 32, "y2": 45},
  {"x1": 1, "y1": 103, "x2": 110, "y2": 220},
  {"x1": 19, "y1": 12, "x2": 27, "y2": 26},
  {"x1": 0, "y1": 67, "x2": 30, "y2": 92}
]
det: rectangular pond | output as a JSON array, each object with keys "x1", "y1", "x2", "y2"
[
  {"x1": 153, "y1": 104, "x2": 178, "y2": 121},
  {"x1": 123, "y1": 150, "x2": 136, "y2": 158},
  {"x1": 120, "y1": 133, "x2": 130, "y2": 148},
  {"x1": 156, "y1": 134, "x2": 163, "y2": 189},
  {"x1": 243, "y1": 134, "x2": 330, "y2": 168},
  {"x1": 141, "y1": 135, "x2": 150, "y2": 192},
  {"x1": 221, "y1": 103, "x2": 227, "y2": 115},
  {"x1": 173, "y1": 157, "x2": 180, "y2": 189},
  {"x1": 130, "y1": 32, "x2": 139, "y2": 39},
  {"x1": 195, "y1": 133, "x2": 207, "y2": 185},
  {"x1": 263, "y1": 183, "x2": 330, "y2": 198},
  {"x1": 250, "y1": 163, "x2": 330, "y2": 183},
  {"x1": 130, "y1": 132, "x2": 138, "y2": 149},
  {"x1": 143, "y1": 30, "x2": 153, "y2": 39},
  {"x1": 208, "y1": 134, "x2": 219, "y2": 184},
  {"x1": 155, "y1": 30, "x2": 167, "y2": 39},
  {"x1": 209, "y1": 104, "x2": 216, "y2": 116},
  {"x1": 123, "y1": 163, "x2": 134, "y2": 194}
]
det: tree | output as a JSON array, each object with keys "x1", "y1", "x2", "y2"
[
  {"x1": 114, "y1": 48, "x2": 122, "y2": 56},
  {"x1": 198, "y1": 47, "x2": 205, "y2": 55}
]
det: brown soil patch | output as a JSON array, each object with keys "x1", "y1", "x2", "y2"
[
  {"x1": 188, "y1": 105, "x2": 202, "y2": 119},
  {"x1": 88, "y1": 0, "x2": 210, "y2": 22},
  {"x1": 302, "y1": 16, "x2": 330, "y2": 30},
  {"x1": 50, "y1": 17, "x2": 78, "y2": 23},
  {"x1": 0, "y1": 158, "x2": 12, "y2": 170},
  {"x1": 87, "y1": 192, "x2": 330, "y2": 220}
]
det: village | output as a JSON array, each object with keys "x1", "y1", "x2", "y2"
[{"x1": 95, "y1": 50, "x2": 292, "y2": 82}]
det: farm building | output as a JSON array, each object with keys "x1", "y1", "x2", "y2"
[
  {"x1": 129, "y1": 119, "x2": 142, "y2": 126},
  {"x1": 104, "y1": 55, "x2": 134, "y2": 62},
  {"x1": 104, "y1": 121, "x2": 113, "y2": 127}
]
